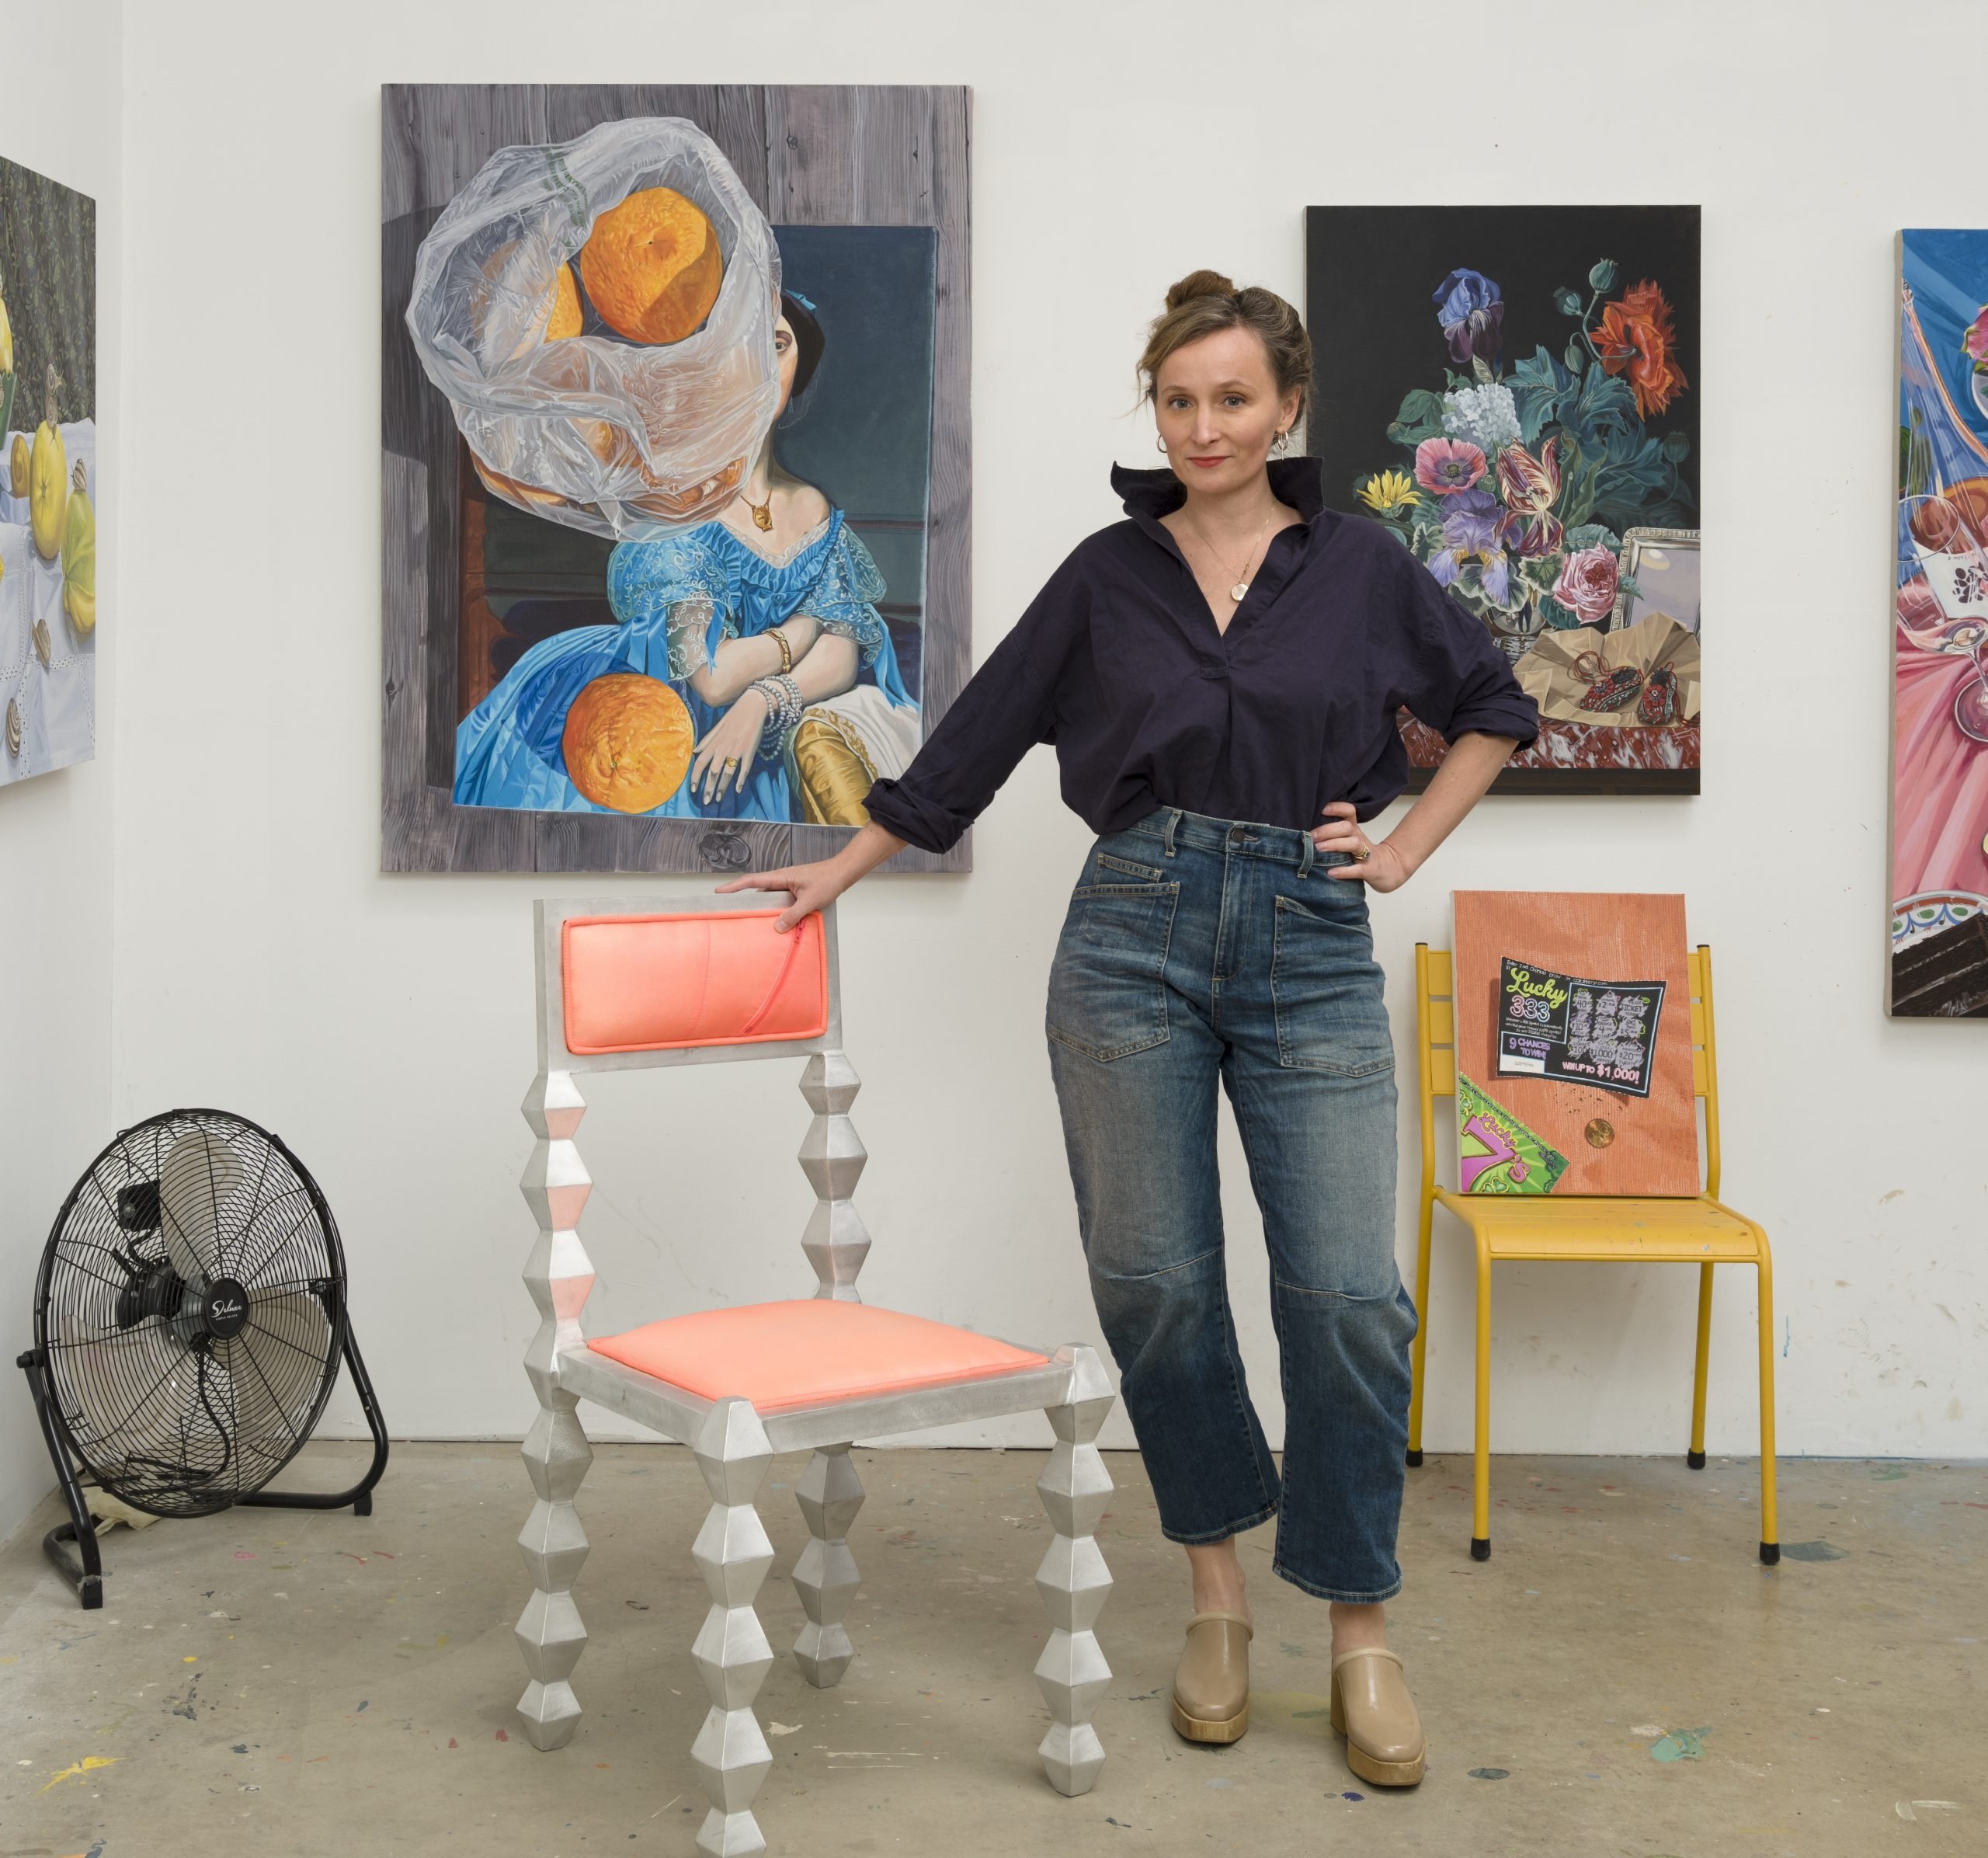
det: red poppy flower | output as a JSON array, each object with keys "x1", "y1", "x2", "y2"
[{"x1": 1592, "y1": 281, "x2": 1689, "y2": 418}]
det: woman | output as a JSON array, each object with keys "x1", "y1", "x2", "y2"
[
  {"x1": 723, "y1": 271, "x2": 1538, "y2": 1787},
  {"x1": 454, "y1": 293, "x2": 919, "y2": 821}
]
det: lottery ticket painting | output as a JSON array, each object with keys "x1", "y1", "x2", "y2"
[{"x1": 1495, "y1": 957, "x2": 1666, "y2": 1098}]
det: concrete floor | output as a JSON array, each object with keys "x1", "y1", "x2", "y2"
[{"x1": 1, "y1": 1442, "x2": 1981, "y2": 1858}]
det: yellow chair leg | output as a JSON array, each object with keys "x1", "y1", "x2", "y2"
[
  {"x1": 1407, "y1": 1190, "x2": 1435, "y2": 1467},
  {"x1": 1471, "y1": 1239, "x2": 1491, "y2": 1561},
  {"x1": 1687, "y1": 1262, "x2": 1714, "y2": 1469},
  {"x1": 1756, "y1": 1241, "x2": 1779, "y2": 1564}
]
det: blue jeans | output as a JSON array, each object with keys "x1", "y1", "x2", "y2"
[{"x1": 1045, "y1": 806, "x2": 1416, "y2": 1604}]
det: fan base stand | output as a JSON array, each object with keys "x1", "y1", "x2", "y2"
[
  {"x1": 17, "y1": 1317, "x2": 391, "y2": 1611},
  {"x1": 42, "y1": 1522, "x2": 104, "y2": 1609}
]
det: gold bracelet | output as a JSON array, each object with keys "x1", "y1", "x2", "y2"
[{"x1": 769, "y1": 627, "x2": 794, "y2": 674}]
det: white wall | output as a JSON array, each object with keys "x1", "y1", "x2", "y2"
[
  {"x1": 0, "y1": 1, "x2": 121, "y2": 1544},
  {"x1": 89, "y1": 0, "x2": 1986, "y2": 1486}
]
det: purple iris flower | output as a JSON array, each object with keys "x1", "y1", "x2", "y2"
[
  {"x1": 1433, "y1": 268, "x2": 1504, "y2": 367},
  {"x1": 1430, "y1": 489, "x2": 1510, "y2": 603}
]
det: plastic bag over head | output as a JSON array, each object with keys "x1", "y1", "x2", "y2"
[{"x1": 405, "y1": 116, "x2": 781, "y2": 541}]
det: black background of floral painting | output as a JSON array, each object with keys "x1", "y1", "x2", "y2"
[{"x1": 1305, "y1": 204, "x2": 1698, "y2": 517}]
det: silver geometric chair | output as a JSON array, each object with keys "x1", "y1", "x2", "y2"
[{"x1": 516, "y1": 894, "x2": 1116, "y2": 1857}]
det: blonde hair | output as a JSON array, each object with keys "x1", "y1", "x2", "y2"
[{"x1": 1137, "y1": 269, "x2": 1312, "y2": 422}]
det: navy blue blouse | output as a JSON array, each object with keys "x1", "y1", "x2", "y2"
[{"x1": 864, "y1": 458, "x2": 1540, "y2": 855}]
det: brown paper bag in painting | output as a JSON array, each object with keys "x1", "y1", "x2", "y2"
[{"x1": 1517, "y1": 613, "x2": 1701, "y2": 725}]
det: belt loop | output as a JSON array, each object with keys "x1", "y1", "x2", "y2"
[
  {"x1": 1163, "y1": 809, "x2": 1180, "y2": 858},
  {"x1": 1297, "y1": 828, "x2": 1315, "y2": 878}
]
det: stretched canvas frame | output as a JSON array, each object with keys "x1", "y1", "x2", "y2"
[
  {"x1": 381, "y1": 84, "x2": 971, "y2": 875},
  {"x1": 1891, "y1": 229, "x2": 1988, "y2": 1015},
  {"x1": 1306, "y1": 204, "x2": 1701, "y2": 795}
]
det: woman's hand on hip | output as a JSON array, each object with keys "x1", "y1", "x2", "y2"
[{"x1": 1315, "y1": 802, "x2": 1416, "y2": 895}]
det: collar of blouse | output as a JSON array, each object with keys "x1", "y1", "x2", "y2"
[{"x1": 1110, "y1": 454, "x2": 1328, "y2": 540}]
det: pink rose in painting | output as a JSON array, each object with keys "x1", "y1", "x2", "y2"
[
  {"x1": 1966, "y1": 307, "x2": 1988, "y2": 365},
  {"x1": 1550, "y1": 545, "x2": 1620, "y2": 622},
  {"x1": 1413, "y1": 436, "x2": 1487, "y2": 496}
]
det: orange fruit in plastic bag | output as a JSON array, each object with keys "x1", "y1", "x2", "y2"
[
  {"x1": 579, "y1": 188, "x2": 723, "y2": 346},
  {"x1": 561, "y1": 673, "x2": 694, "y2": 812},
  {"x1": 544, "y1": 263, "x2": 583, "y2": 340}
]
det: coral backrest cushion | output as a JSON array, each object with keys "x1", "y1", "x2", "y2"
[{"x1": 562, "y1": 910, "x2": 829, "y2": 1056}]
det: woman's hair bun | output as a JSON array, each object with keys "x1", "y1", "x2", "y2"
[{"x1": 1165, "y1": 269, "x2": 1237, "y2": 311}]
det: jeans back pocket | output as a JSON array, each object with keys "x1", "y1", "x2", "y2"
[
  {"x1": 1048, "y1": 879, "x2": 1180, "y2": 1062},
  {"x1": 1270, "y1": 893, "x2": 1395, "y2": 1075}
]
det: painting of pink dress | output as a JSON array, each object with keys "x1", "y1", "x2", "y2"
[{"x1": 1893, "y1": 231, "x2": 1988, "y2": 1016}]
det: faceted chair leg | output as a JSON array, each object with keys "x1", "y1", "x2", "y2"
[
  {"x1": 792, "y1": 1443, "x2": 864, "y2": 1687},
  {"x1": 1034, "y1": 1345, "x2": 1116, "y2": 1797},
  {"x1": 516, "y1": 1071, "x2": 596, "y2": 1751},
  {"x1": 690, "y1": 1399, "x2": 777, "y2": 1858}
]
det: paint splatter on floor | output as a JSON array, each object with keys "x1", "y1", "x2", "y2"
[
  {"x1": 1782, "y1": 1540, "x2": 1848, "y2": 1562},
  {"x1": 40, "y1": 1754, "x2": 118, "y2": 1792},
  {"x1": 1468, "y1": 1766, "x2": 1510, "y2": 1780},
  {"x1": 1651, "y1": 1727, "x2": 1710, "y2": 1762}
]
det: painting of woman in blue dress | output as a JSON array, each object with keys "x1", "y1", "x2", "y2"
[{"x1": 454, "y1": 288, "x2": 921, "y2": 824}]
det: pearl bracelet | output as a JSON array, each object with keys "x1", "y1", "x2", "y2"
[{"x1": 747, "y1": 674, "x2": 804, "y2": 753}]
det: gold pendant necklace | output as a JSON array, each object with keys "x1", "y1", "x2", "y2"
[
  {"x1": 1190, "y1": 510, "x2": 1276, "y2": 604},
  {"x1": 739, "y1": 481, "x2": 773, "y2": 531}
]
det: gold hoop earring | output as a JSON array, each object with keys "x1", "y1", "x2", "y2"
[
  {"x1": 1270, "y1": 429, "x2": 1291, "y2": 459},
  {"x1": 1156, "y1": 434, "x2": 1169, "y2": 455}
]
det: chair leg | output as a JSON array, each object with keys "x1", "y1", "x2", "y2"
[
  {"x1": 792, "y1": 1444, "x2": 864, "y2": 1686},
  {"x1": 516, "y1": 1390, "x2": 594, "y2": 1748},
  {"x1": 1471, "y1": 1240, "x2": 1492, "y2": 1561},
  {"x1": 1755, "y1": 1243, "x2": 1780, "y2": 1565},
  {"x1": 1034, "y1": 1345, "x2": 1116, "y2": 1797},
  {"x1": 516, "y1": 1070, "x2": 596, "y2": 1751},
  {"x1": 690, "y1": 1400, "x2": 777, "y2": 1858},
  {"x1": 1687, "y1": 1262, "x2": 1714, "y2": 1469},
  {"x1": 1406, "y1": 1190, "x2": 1435, "y2": 1467}
]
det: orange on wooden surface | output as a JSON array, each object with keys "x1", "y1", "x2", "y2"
[
  {"x1": 579, "y1": 188, "x2": 723, "y2": 346},
  {"x1": 544, "y1": 263, "x2": 583, "y2": 341},
  {"x1": 561, "y1": 673, "x2": 694, "y2": 812}
]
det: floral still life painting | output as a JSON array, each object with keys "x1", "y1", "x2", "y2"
[
  {"x1": 1307, "y1": 206, "x2": 1700, "y2": 792},
  {"x1": 1892, "y1": 229, "x2": 1988, "y2": 1015}
]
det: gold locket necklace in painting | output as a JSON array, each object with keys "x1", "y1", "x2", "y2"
[
  {"x1": 737, "y1": 475, "x2": 775, "y2": 532},
  {"x1": 1184, "y1": 508, "x2": 1277, "y2": 604}
]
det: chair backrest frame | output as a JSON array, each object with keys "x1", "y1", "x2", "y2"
[
  {"x1": 534, "y1": 894, "x2": 844, "y2": 1078},
  {"x1": 1416, "y1": 941, "x2": 1722, "y2": 1201}
]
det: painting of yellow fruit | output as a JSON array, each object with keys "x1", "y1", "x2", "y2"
[{"x1": 1, "y1": 151, "x2": 98, "y2": 787}]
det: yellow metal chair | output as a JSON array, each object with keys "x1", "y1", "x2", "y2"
[{"x1": 1408, "y1": 944, "x2": 1779, "y2": 1566}]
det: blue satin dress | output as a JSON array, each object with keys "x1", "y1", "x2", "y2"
[{"x1": 453, "y1": 511, "x2": 915, "y2": 819}]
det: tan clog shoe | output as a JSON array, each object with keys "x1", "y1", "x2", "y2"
[
  {"x1": 1329, "y1": 1645, "x2": 1426, "y2": 1786},
  {"x1": 1170, "y1": 1611, "x2": 1252, "y2": 1744}
]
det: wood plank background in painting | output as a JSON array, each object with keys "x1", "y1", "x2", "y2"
[
  {"x1": 381, "y1": 84, "x2": 971, "y2": 875},
  {"x1": 1453, "y1": 890, "x2": 1699, "y2": 1196}
]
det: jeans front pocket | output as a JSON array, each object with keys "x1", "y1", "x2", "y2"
[
  {"x1": 1270, "y1": 893, "x2": 1395, "y2": 1075},
  {"x1": 1047, "y1": 881, "x2": 1180, "y2": 1062}
]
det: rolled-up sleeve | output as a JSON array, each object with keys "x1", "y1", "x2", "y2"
[
  {"x1": 865, "y1": 551, "x2": 1088, "y2": 854},
  {"x1": 1385, "y1": 545, "x2": 1541, "y2": 750}
]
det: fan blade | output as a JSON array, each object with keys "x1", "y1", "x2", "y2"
[
  {"x1": 158, "y1": 1128, "x2": 245, "y2": 1282},
  {"x1": 214, "y1": 1289, "x2": 335, "y2": 1475}
]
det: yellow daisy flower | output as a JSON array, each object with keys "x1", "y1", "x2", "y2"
[{"x1": 1358, "y1": 469, "x2": 1420, "y2": 514}]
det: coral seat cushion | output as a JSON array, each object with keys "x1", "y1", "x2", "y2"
[{"x1": 588, "y1": 1300, "x2": 1048, "y2": 1412}]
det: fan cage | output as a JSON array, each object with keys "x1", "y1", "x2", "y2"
[{"x1": 33, "y1": 1108, "x2": 352, "y2": 1520}]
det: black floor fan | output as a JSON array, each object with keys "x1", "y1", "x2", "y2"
[{"x1": 16, "y1": 1108, "x2": 388, "y2": 1608}]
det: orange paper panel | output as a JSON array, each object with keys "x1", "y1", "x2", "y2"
[{"x1": 1452, "y1": 891, "x2": 1698, "y2": 1197}]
